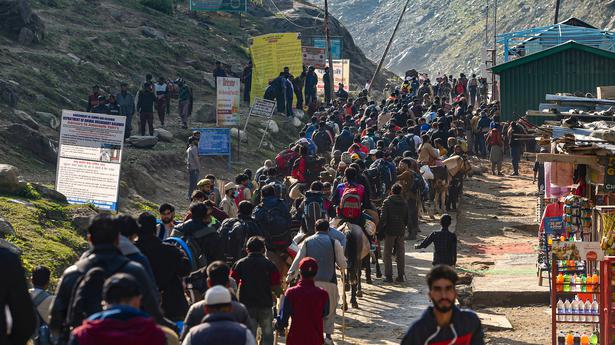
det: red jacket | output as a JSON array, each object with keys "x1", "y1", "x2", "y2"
[
  {"x1": 277, "y1": 279, "x2": 329, "y2": 345},
  {"x1": 291, "y1": 156, "x2": 307, "y2": 183}
]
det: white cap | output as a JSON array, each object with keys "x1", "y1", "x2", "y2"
[{"x1": 204, "y1": 285, "x2": 231, "y2": 306}]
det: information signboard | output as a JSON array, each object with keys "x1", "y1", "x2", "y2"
[
  {"x1": 189, "y1": 0, "x2": 247, "y2": 12},
  {"x1": 216, "y1": 77, "x2": 241, "y2": 127},
  {"x1": 312, "y1": 38, "x2": 342, "y2": 59},
  {"x1": 249, "y1": 97, "x2": 277, "y2": 119},
  {"x1": 55, "y1": 110, "x2": 126, "y2": 211},
  {"x1": 605, "y1": 157, "x2": 615, "y2": 191},
  {"x1": 315, "y1": 59, "x2": 350, "y2": 96},
  {"x1": 302, "y1": 47, "x2": 326, "y2": 69},
  {"x1": 195, "y1": 128, "x2": 232, "y2": 171},
  {"x1": 249, "y1": 33, "x2": 303, "y2": 105}
]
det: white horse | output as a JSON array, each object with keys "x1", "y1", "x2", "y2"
[{"x1": 431, "y1": 156, "x2": 472, "y2": 214}]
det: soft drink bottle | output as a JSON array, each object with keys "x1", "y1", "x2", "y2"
[
  {"x1": 557, "y1": 331, "x2": 566, "y2": 345},
  {"x1": 581, "y1": 275, "x2": 587, "y2": 292},
  {"x1": 589, "y1": 332, "x2": 598, "y2": 345},
  {"x1": 573, "y1": 332, "x2": 581, "y2": 345},
  {"x1": 581, "y1": 333, "x2": 589, "y2": 345},
  {"x1": 557, "y1": 273, "x2": 564, "y2": 292},
  {"x1": 564, "y1": 274, "x2": 571, "y2": 292},
  {"x1": 565, "y1": 332, "x2": 574, "y2": 345}
]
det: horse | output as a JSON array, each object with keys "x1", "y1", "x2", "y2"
[
  {"x1": 430, "y1": 156, "x2": 472, "y2": 214},
  {"x1": 337, "y1": 221, "x2": 370, "y2": 309}
]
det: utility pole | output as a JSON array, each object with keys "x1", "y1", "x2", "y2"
[
  {"x1": 554, "y1": 0, "x2": 561, "y2": 24},
  {"x1": 492, "y1": 0, "x2": 498, "y2": 101},
  {"x1": 484, "y1": 1, "x2": 489, "y2": 48},
  {"x1": 324, "y1": 0, "x2": 335, "y2": 102},
  {"x1": 493, "y1": 0, "x2": 497, "y2": 51},
  {"x1": 367, "y1": 0, "x2": 411, "y2": 92}
]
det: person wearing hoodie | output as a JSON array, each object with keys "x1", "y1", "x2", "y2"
[
  {"x1": 377, "y1": 184, "x2": 409, "y2": 283},
  {"x1": 1, "y1": 247, "x2": 36, "y2": 345},
  {"x1": 253, "y1": 185, "x2": 292, "y2": 252},
  {"x1": 68, "y1": 273, "x2": 168, "y2": 345},
  {"x1": 333, "y1": 127, "x2": 354, "y2": 153},
  {"x1": 401, "y1": 265, "x2": 484, "y2": 345},
  {"x1": 136, "y1": 213, "x2": 192, "y2": 323},
  {"x1": 115, "y1": 215, "x2": 156, "y2": 281}
]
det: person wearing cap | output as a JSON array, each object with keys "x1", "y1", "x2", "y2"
[
  {"x1": 183, "y1": 285, "x2": 256, "y2": 345},
  {"x1": 86, "y1": 85, "x2": 101, "y2": 112},
  {"x1": 186, "y1": 137, "x2": 200, "y2": 200},
  {"x1": 68, "y1": 273, "x2": 169, "y2": 345},
  {"x1": 287, "y1": 220, "x2": 346, "y2": 344},
  {"x1": 414, "y1": 214, "x2": 457, "y2": 267},
  {"x1": 116, "y1": 82, "x2": 135, "y2": 138},
  {"x1": 92, "y1": 95, "x2": 109, "y2": 114},
  {"x1": 255, "y1": 160, "x2": 274, "y2": 184},
  {"x1": 276, "y1": 257, "x2": 330, "y2": 345},
  {"x1": 182, "y1": 261, "x2": 253, "y2": 341},
  {"x1": 137, "y1": 82, "x2": 156, "y2": 136},
  {"x1": 220, "y1": 182, "x2": 239, "y2": 218}
]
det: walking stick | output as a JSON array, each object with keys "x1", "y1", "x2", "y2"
[{"x1": 339, "y1": 268, "x2": 347, "y2": 342}]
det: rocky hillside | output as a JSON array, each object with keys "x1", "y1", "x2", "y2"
[{"x1": 311, "y1": 0, "x2": 615, "y2": 76}]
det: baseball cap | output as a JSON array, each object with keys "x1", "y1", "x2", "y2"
[
  {"x1": 204, "y1": 285, "x2": 231, "y2": 306},
  {"x1": 103, "y1": 273, "x2": 141, "y2": 302},
  {"x1": 197, "y1": 179, "x2": 213, "y2": 187},
  {"x1": 299, "y1": 257, "x2": 318, "y2": 275},
  {"x1": 224, "y1": 182, "x2": 237, "y2": 192}
]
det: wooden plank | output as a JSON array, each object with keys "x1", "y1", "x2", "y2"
[{"x1": 536, "y1": 153, "x2": 599, "y2": 165}]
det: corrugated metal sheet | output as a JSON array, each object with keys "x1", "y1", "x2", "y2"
[{"x1": 498, "y1": 47, "x2": 615, "y2": 124}]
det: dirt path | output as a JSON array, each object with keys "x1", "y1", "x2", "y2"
[{"x1": 322, "y1": 158, "x2": 546, "y2": 345}]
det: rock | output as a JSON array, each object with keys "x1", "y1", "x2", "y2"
[
  {"x1": 263, "y1": 120, "x2": 279, "y2": 133},
  {"x1": 124, "y1": 168, "x2": 157, "y2": 197},
  {"x1": 72, "y1": 215, "x2": 91, "y2": 232},
  {"x1": 0, "y1": 79, "x2": 19, "y2": 107},
  {"x1": 0, "y1": 164, "x2": 25, "y2": 194},
  {"x1": 127, "y1": 135, "x2": 158, "y2": 148},
  {"x1": 66, "y1": 52, "x2": 81, "y2": 63},
  {"x1": 31, "y1": 183, "x2": 67, "y2": 203},
  {"x1": 294, "y1": 109, "x2": 305, "y2": 119},
  {"x1": 0, "y1": 218, "x2": 16, "y2": 237},
  {"x1": 141, "y1": 26, "x2": 166, "y2": 40},
  {"x1": 153, "y1": 128, "x2": 173, "y2": 142},
  {"x1": 292, "y1": 116, "x2": 302, "y2": 127},
  {"x1": 33, "y1": 111, "x2": 59, "y2": 129},
  {"x1": 14, "y1": 110, "x2": 39, "y2": 130},
  {"x1": 230, "y1": 128, "x2": 247, "y2": 143},
  {"x1": 193, "y1": 103, "x2": 216, "y2": 123},
  {"x1": 18, "y1": 27, "x2": 34, "y2": 44},
  {"x1": 0, "y1": 239, "x2": 21, "y2": 255},
  {"x1": 203, "y1": 72, "x2": 216, "y2": 89},
  {"x1": 2, "y1": 124, "x2": 57, "y2": 163}
]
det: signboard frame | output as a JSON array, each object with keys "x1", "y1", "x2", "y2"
[
  {"x1": 55, "y1": 110, "x2": 126, "y2": 211},
  {"x1": 301, "y1": 46, "x2": 326, "y2": 69},
  {"x1": 216, "y1": 77, "x2": 241, "y2": 127},
  {"x1": 312, "y1": 37, "x2": 343, "y2": 60},
  {"x1": 194, "y1": 127, "x2": 232, "y2": 172},
  {"x1": 189, "y1": 0, "x2": 247, "y2": 12},
  {"x1": 316, "y1": 59, "x2": 350, "y2": 97}
]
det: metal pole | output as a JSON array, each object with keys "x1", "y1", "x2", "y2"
[
  {"x1": 324, "y1": 0, "x2": 335, "y2": 102},
  {"x1": 367, "y1": 0, "x2": 410, "y2": 92},
  {"x1": 493, "y1": 0, "x2": 497, "y2": 51},
  {"x1": 554, "y1": 0, "x2": 561, "y2": 24},
  {"x1": 485, "y1": 1, "x2": 489, "y2": 48}
]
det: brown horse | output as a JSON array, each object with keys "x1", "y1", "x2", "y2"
[{"x1": 430, "y1": 156, "x2": 472, "y2": 214}]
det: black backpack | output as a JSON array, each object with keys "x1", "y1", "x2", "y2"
[
  {"x1": 365, "y1": 168, "x2": 383, "y2": 200},
  {"x1": 303, "y1": 191, "x2": 325, "y2": 232},
  {"x1": 218, "y1": 218, "x2": 248, "y2": 265},
  {"x1": 403, "y1": 134, "x2": 417, "y2": 157},
  {"x1": 32, "y1": 291, "x2": 51, "y2": 345},
  {"x1": 66, "y1": 256, "x2": 130, "y2": 328},
  {"x1": 304, "y1": 156, "x2": 324, "y2": 184},
  {"x1": 313, "y1": 130, "x2": 332, "y2": 153},
  {"x1": 254, "y1": 202, "x2": 291, "y2": 250}
]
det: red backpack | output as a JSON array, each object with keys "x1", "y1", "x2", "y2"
[
  {"x1": 339, "y1": 184, "x2": 364, "y2": 219},
  {"x1": 275, "y1": 149, "x2": 299, "y2": 176}
]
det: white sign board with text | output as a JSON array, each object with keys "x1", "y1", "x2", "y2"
[{"x1": 216, "y1": 77, "x2": 241, "y2": 127}]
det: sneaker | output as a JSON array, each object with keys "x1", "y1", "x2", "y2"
[{"x1": 383, "y1": 276, "x2": 393, "y2": 283}]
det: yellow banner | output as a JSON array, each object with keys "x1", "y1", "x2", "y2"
[{"x1": 249, "y1": 33, "x2": 303, "y2": 105}]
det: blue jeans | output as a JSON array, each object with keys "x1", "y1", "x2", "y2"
[
  {"x1": 188, "y1": 169, "x2": 199, "y2": 200},
  {"x1": 247, "y1": 307, "x2": 273, "y2": 345},
  {"x1": 476, "y1": 132, "x2": 487, "y2": 156},
  {"x1": 511, "y1": 145, "x2": 522, "y2": 174}
]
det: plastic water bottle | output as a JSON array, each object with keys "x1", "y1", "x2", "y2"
[
  {"x1": 564, "y1": 299, "x2": 572, "y2": 321},
  {"x1": 572, "y1": 299, "x2": 579, "y2": 322},
  {"x1": 571, "y1": 274, "x2": 577, "y2": 292},
  {"x1": 579, "y1": 298, "x2": 586, "y2": 322},
  {"x1": 556, "y1": 299, "x2": 565, "y2": 321},
  {"x1": 592, "y1": 300, "x2": 599, "y2": 322},
  {"x1": 585, "y1": 300, "x2": 592, "y2": 322}
]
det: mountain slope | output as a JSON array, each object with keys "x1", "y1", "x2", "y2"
[{"x1": 312, "y1": 0, "x2": 615, "y2": 75}]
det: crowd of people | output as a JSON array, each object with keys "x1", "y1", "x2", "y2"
[{"x1": 1, "y1": 69, "x2": 544, "y2": 345}]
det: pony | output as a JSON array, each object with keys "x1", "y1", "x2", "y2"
[{"x1": 430, "y1": 156, "x2": 472, "y2": 214}]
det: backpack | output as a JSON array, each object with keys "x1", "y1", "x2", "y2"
[
  {"x1": 32, "y1": 291, "x2": 51, "y2": 345},
  {"x1": 410, "y1": 172, "x2": 427, "y2": 195},
  {"x1": 254, "y1": 203, "x2": 291, "y2": 250},
  {"x1": 275, "y1": 149, "x2": 299, "y2": 176},
  {"x1": 304, "y1": 156, "x2": 323, "y2": 184},
  {"x1": 305, "y1": 124, "x2": 317, "y2": 140},
  {"x1": 371, "y1": 159, "x2": 394, "y2": 190},
  {"x1": 303, "y1": 191, "x2": 325, "y2": 232},
  {"x1": 404, "y1": 134, "x2": 417, "y2": 157},
  {"x1": 361, "y1": 136, "x2": 375, "y2": 150},
  {"x1": 66, "y1": 256, "x2": 130, "y2": 328},
  {"x1": 218, "y1": 218, "x2": 248, "y2": 264},
  {"x1": 339, "y1": 184, "x2": 364, "y2": 219},
  {"x1": 365, "y1": 168, "x2": 382, "y2": 200}
]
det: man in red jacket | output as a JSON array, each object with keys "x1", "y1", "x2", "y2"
[{"x1": 275, "y1": 257, "x2": 329, "y2": 345}]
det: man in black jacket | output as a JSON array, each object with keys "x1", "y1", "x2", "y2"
[
  {"x1": 136, "y1": 83, "x2": 156, "y2": 136},
  {"x1": 171, "y1": 202, "x2": 222, "y2": 270},
  {"x1": 49, "y1": 214, "x2": 164, "y2": 344},
  {"x1": 333, "y1": 127, "x2": 354, "y2": 153},
  {"x1": 414, "y1": 214, "x2": 457, "y2": 266},
  {"x1": 378, "y1": 184, "x2": 409, "y2": 283},
  {"x1": 136, "y1": 212, "x2": 192, "y2": 322},
  {"x1": 0, "y1": 247, "x2": 36, "y2": 345},
  {"x1": 401, "y1": 265, "x2": 484, "y2": 345}
]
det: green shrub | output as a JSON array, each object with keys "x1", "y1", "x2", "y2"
[{"x1": 140, "y1": 0, "x2": 173, "y2": 14}]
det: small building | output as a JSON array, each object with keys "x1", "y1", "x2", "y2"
[{"x1": 491, "y1": 41, "x2": 615, "y2": 122}]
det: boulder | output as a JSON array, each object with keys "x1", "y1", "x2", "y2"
[
  {"x1": 203, "y1": 72, "x2": 216, "y2": 89},
  {"x1": 18, "y1": 27, "x2": 34, "y2": 44},
  {"x1": 0, "y1": 239, "x2": 21, "y2": 255},
  {"x1": 0, "y1": 0, "x2": 45, "y2": 44},
  {"x1": 31, "y1": 183, "x2": 67, "y2": 203},
  {"x1": 0, "y1": 164, "x2": 25, "y2": 194},
  {"x1": 0, "y1": 79, "x2": 19, "y2": 107},
  {"x1": 262, "y1": 120, "x2": 279, "y2": 133},
  {"x1": 294, "y1": 109, "x2": 305, "y2": 119},
  {"x1": 2, "y1": 124, "x2": 57, "y2": 163},
  {"x1": 153, "y1": 128, "x2": 173, "y2": 142},
  {"x1": 14, "y1": 110, "x2": 39, "y2": 129},
  {"x1": 230, "y1": 128, "x2": 247, "y2": 143},
  {"x1": 292, "y1": 116, "x2": 302, "y2": 127},
  {"x1": 141, "y1": 26, "x2": 166, "y2": 40},
  {"x1": 0, "y1": 218, "x2": 15, "y2": 237},
  {"x1": 71, "y1": 215, "x2": 91, "y2": 232},
  {"x1": 193, "y1": 102, "x2": 216, "y2": 123},
  {"x1": 127, "y1": 135, "x2": 158, "y2": 148},
  {"x1": 33, "y1": 111, "x2": 59, "y2": 129}
]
